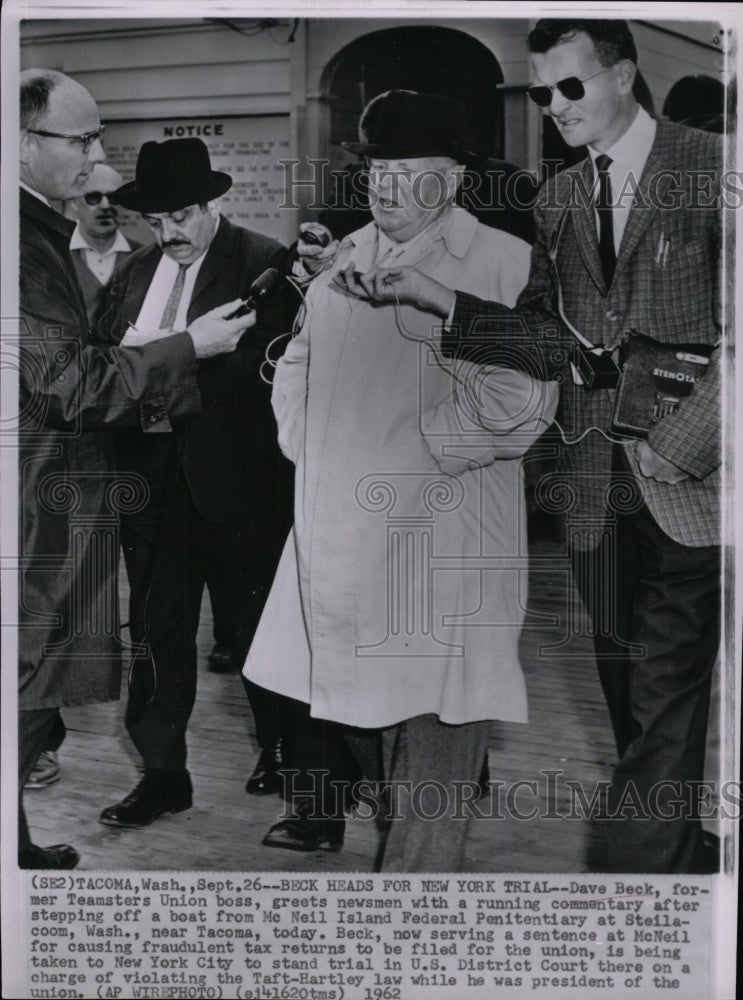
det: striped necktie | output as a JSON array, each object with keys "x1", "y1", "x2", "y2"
[
  {"x1": 595, "y1": 153, "x2": 616, "y2": 288},
  {"x1": 159, "y1": 264, "x2": 188, "y2": 330}
]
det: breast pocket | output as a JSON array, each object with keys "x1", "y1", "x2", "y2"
[{"x1": 641, "y1": 234, "x2": 718, "y2": 341}]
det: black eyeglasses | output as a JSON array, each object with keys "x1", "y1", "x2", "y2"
[
  {"x1": 528, "y1": 68, "x2": 611, "y2": 108},
  {"x1": 25, "y1": 124, "x2": 106, "y2": 153},
  {"x1": 83, "y1": 191, "x2": 113, "y2": 206}
]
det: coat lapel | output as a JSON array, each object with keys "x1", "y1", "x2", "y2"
[
  {"x1": 614, "y1": 120, "x2": 675, "y2": 277},
  {"x1": 190, "y1": 216, "x2": 231, "y2": 314},
  {"x1": 569, "y1": 158, "x2": 607, "y2": 293},
  {"x1": 125, "y1": 250, "x2": 161, "y2": 324}
]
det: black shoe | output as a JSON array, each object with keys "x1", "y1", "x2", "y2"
[
  {"x1": 262, "y1": 816, "x2": 345, "y2": 853},
  {"x1": 19, "y1": 843, "x2": 79, "y2": 869},
  {"x1": 99, "y1": 770, "x2": 192, "y2": 828},
  {"x1": 207, "y1": 643, "x2": 238, "y2": 673},
  {"x1": 246, "y1": 740, "x2": 285, "y2": 796}
]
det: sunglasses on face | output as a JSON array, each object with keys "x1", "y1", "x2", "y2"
[
  {"x1": 83, "y1": 191, "x2": 114, "y2": 206},
  {"x1": 25, "y1": 124, "x2": 106, "y2": 154},
  {"x1": 527, "y1": 67, "x2": 611, "y2": 107}
]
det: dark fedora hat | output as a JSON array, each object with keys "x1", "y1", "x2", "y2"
[
  {"x1": 342, "y1": 90, "x2": 466, "y2": 160},
  {"x1": 111, "y1": 137, "x2": 232, "y2": 213}
]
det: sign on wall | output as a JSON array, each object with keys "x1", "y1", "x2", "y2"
[{"x1": 102, "y1": 115, "x2": 297, "y2": 245}]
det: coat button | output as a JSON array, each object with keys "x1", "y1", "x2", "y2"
[{"x1": 605, "y1": 309, "x2": 620, "y2": 321}]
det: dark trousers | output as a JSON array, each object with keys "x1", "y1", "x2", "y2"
[
  {"x1": 284, "y1": 706, "x2": 491, "y2": 872},
  {"x1": 121, "y1": 473, "x2": 287, "y2": 771},
  {"x1": 570, "y1": 450, "x2": 720, "y2": 873},
  {"x1": 18, "y1": 708, "x2": 59, "y2": 856}
]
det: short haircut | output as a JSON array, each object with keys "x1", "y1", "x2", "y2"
[
  {"x1": 20, "y1": 69, "x2": 65, "y2": 130},
  {"x1": 528, "y1": 19, "x2": 638, "y2": 67}
]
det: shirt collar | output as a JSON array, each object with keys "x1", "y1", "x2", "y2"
[
  {"x1": 70, "y1": 223, "x2": 132, "y2": 254},
  {"x1": 588, "y1": 105, "x2": 657, "y2": 173}
]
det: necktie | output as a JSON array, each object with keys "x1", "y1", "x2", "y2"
[
  {"x1": 595, "y1": 153, "x2": 616, "y2": 288},
  {"x1": 159, "y1": 264, "x2": 188, "y2": 330}
]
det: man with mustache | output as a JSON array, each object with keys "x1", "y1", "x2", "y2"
[
  {"x1": 65, "y1": 163, "x2": 142, "y2": 328},
  {"x1": 96, "y1": 138, "x2": 324, "y2": 829}
]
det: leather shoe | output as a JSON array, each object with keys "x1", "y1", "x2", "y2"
[
  {"x1": 99, "y1": 770, "x2": 192, "y2": 828},
  {"x1": 262, "y1": 816, "x2": 345, "y2": 853},
  {"x1": 246, "y1": 740, "x2": 285, "y2": 795},
  {"x1": 19, "y1": 843, "x2": 79, "y2": 869},
  {"x1": 207, "y1": 642, "x2": 237, "y2": 673}
]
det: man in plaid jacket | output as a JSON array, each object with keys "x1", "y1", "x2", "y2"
[{"x1": 351, "y1": 19, "x2": 724, "y2": 873}]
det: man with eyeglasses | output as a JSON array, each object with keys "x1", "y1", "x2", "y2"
[
  {"x1": 351, "y1": 20, "x2": 724, "y2": 874},
  {"x1": 18, "y1": 68, "x2": 254, "y2": 869},
  {"x1": 64, "y1": 164, "x2": 142, "y2": 328}
]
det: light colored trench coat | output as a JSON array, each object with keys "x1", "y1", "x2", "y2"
[{"x1": 244, "y1": 207, "x2": 558, "y2": 728}]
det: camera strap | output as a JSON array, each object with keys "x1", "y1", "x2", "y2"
[{"x1": 548, "y1": 205, "x2": 601, "y2": 354}]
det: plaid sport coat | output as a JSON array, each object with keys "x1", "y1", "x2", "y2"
[{"x1": 447, "y1": 118, "x2": 724, "y2": 549}]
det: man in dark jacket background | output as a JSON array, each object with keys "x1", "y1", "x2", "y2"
[{"x1": 17, "y1": 68, "x2": 253, "y2": 869}]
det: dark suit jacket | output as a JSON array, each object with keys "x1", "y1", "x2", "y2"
[
  {"x1": 18, "y1": 189, "x2": 200, "y2": 709},
  {"x1": 446, "y1": 118, "x2": 723, "y2": 549},
  {"x1": 100, "y1": 215, "x2": 298, "y2": 525},
  {"x1": 70, "y1": 238, "x2": 142, "y2": 329}
]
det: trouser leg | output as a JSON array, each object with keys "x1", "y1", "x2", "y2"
[
  {"x1": 346, "y1": 713, "x2": 491, "y2": 872},
  {"x1": 18, "y1": 708, "x2": 59, "y2": 855},
  {"x1": 604, "y1": 500, "x2": 719, "y2": 873},
  {"x1": 123, "y1": 479, "x2": 205, "y2": 771},
  {"x1": 570, "y1": 525, "x2": 640, "y2": 758},
  {"x1": 241, "y1": 678, "x2": 300, "y2": 756},
  {"x1": 44, "y1": 712, "x2": 66, "y2": 752},
  {"x1": 571, "y1": 449, "x2": 719, "y2": 872},
  {"x1": 282, "y1": 703, "x2": 362, "y2": 818}
]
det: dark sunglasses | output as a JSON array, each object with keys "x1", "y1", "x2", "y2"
[
  {"x1": 527, "y1": 67, "x2": 611, "y2": 107},
  {"x1": 83, "y1": 191, "x2": 114, "y2": 206}
]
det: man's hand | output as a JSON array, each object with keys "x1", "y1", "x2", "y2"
[
  {"x1": 636, "y1": 441, "x2": 689, "y2": 483},
  {"x1": 296, "y1": 222, "x2": 339, "y2": 276},
  {"x1": 333, "y1": 262, "x2": 455, "y2": 318},
  {"x1": 186, "y1": 300, "x2": 256, "y2": 359}
]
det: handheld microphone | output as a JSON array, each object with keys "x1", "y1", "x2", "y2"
[{"x1": 229, "y1": 267, "x2": 281, "y2": 318}]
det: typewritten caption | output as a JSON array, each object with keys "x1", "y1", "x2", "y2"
[{"x1": 22, "y1": 874, "x2": 715, "y2": 1000}]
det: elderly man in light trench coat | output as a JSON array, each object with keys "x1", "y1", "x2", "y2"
[{"x1": 244, "y1": 90, "x2": 558, "y2": 870}]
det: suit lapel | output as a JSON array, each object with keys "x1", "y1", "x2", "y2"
[
  {"x1": 190, "y1": 217, "x2": 230, "y2": 315},
  {"x1": 569, "y1": 158, "x2": 607, "y2": 293},
  {"x1": 125, "y1": 250, "x2": 161, "y2": 323},
  {"x1": 614, "y1": 120, "x2": 675, "y2": 277}
]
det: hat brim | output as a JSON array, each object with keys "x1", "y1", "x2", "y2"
[
  {"x1": 111, "y1": 171, "x2": 232, "y2": 213},
  {"x1": 342, "y1": 141, "x2": 480, "y2": 164},
  {"x1": 341, "y1": 140, "x2": 473, "y2": 161}
]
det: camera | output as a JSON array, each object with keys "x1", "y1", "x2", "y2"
[{"x1": 573, "y1": 344, "x2": 621, "y2": 390}]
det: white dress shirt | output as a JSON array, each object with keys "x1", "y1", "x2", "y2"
[{"x1": 587, "y1": 105, "x2": 657, "y2": 252}]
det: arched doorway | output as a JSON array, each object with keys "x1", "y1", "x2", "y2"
[
  {"x1": 321, "y1": 25, "x2": 505, "y2": 171},
  {"x1": 317, "y1": 26, "x2": 538, "y2": 241}
]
